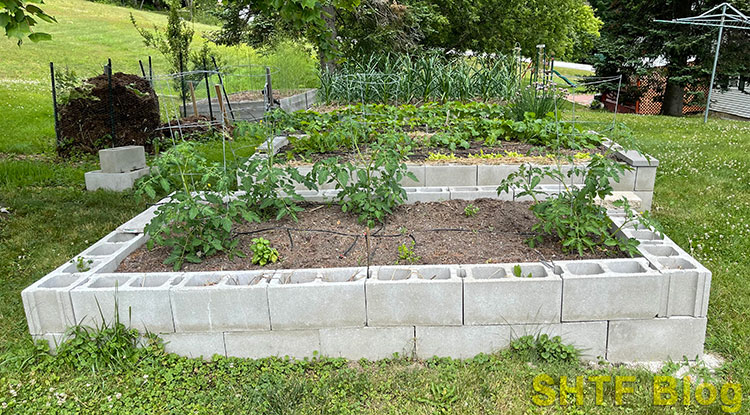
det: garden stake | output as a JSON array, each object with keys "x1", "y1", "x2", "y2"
[
  {"x1": 203, "y1": 58, "x2": 213, "y2": 120},
  {"x1": 211, "y1": 56, "x2": 235, "y2": 121},
  {"x1": 148, "y1": 56, "x2": 153, "y2": 86},
  {"x1": 188, "y1": 82, "x2": 199, "y2": 117},
  {"x1": 49, "y1": 62, "x2": 61, "y2": 151},
  {"x1": 106, "y1": 62, "x2": 116, "y2": 147},
  {"x1": 179, "y1": 51, "x2": 187, "y2": 118},
  {"x1": 139, "y1": 60, "x2": 146, "y2": 78},
  {"x1": 214, "y1": 85, "x2": 230, "y2": 128}
]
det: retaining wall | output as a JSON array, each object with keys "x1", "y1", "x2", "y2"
[{"x1": 23, "y1": 196, "x2": 708, "y2": 363}]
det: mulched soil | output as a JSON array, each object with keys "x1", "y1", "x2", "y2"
[
  {"x1": 227, "y1": 89, "x2": 310, "y2": 103},
  {"x1": 283, "y1": 139, "x2": 609, "y2": 165},
  {"x1": 117, "y1": 199, "x2": 626, "y2": 272}
]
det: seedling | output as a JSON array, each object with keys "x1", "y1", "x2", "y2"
[
  {"x1": 250, "y1": 238, "x2": 280, "y2": 266},
  {"x1": 71, "y1": 256, "x2": 93, "y2": 272},
  {"x1": 396, "y1": 241, "x2": 421, "y2": 265},
  {"x1": 464, "y1": 204, "x2": 479, "y2": 217},
  {"x1": 512, "y1": 264, "x2": 533, "y2": 278}
]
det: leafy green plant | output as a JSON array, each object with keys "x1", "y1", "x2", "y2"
[
  {"x1": 137, "y1": 142, "x2": 259, "y2": 270},
  {"x1": 312, "y1": 134, "x2": 415, "y2": 227},
  {"x1": 250, "y1": 237, "x2": 279, "y2": 266},
  {"x1": 416, "y1": 382, "x2": 458, "y2": 414},
  {"x1": 1, "y1": 0, "x2": 56, "y2": 45},
  {"x1": 71, "y1": 256, "x2": 93, "y2": 272},
  {"x1": 511, "y1": 334, "x2": 579, "y2": 364},
  {"x1": 511, "y1": 264, "x2": 532, "y2": 278},
  {"x1": 396, "y1": 241, "x2": 420, "y2": 265},
  {"x1": 498, "y1": 152, "x2": 661, "y2": 256},
  {"x1": 463, "y1": 204, "x2": 479, "y2": 217}
]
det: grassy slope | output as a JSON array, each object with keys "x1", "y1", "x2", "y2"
[
  {"x1": 0, "y1": 110, "x2": 748, "y2": 413},
  {"x1": 0, "y1": 0, "x2": 318, "y2": 154}
]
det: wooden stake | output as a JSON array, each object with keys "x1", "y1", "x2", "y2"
[
  {"x1": 188, "y1": 82, "x2": 198, "y2": 117},
  {"x1": 214, "y1": 84, "x2": 229, "y2": 128}
]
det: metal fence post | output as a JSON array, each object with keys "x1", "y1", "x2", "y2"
[
  {"x1": 50, "y1": 62, "x2": 61, "y2": 150},
  {"x1": 106, "y1": 61, "x2": 116, "y2": 147}
]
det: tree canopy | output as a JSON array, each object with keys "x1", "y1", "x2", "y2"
[{"x1": 1, "y1": 0, "x2": 56, "y2": 45}]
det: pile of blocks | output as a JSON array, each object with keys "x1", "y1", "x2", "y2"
[{"x1": 85, "y1": 146, "x2": 150, "y2": 191}]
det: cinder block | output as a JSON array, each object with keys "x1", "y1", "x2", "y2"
[
  {"x1": 614, "y1": 149, "x2": 659, "y2": 167},
  {"x1": 448, "y1": 186, "x2": 502, "y2": 201},
  {"x1": 268, "y1": 267, "x2": 367, "y2": 329},
  {"x1": 635, "y1": 167, "x2": 657, "y2": 191},
  {"x1": 85, "y1": 167, "x2": 150, "y2": 192},
  {"x1": 463, "y1": 264, "x2": 561, "y2": 324},
  {"x1": 117, "y1": 198, "x2": 166, "y2": 232},
  {"x1": 405, "y1": 187, "x2": 450, "y2": 203},
  {"x1": 609, "y1": 167, "x2": 636, "y2": 191},
  {"x1": 559, "y1": 259, "x2": 665, "y2": 321},
  {"x1": 320, "y1": 327, "x2": 414, "y2": 360},
  {"x1": 560, "y1": 321, "x2": 608, "y2": 361},
  {"x1": 367, "y1": 265, "x2": 462, "y2": 326},
  {"x1": 598, "y1": 191, "x2": 642, "y2": 211},
  {"x1": 477, "y1": 165, "x2": 517, "y2": 186},
  {"x1": 508, "y1": 323, "x2": 561, "y2": 340},
  {"x1": 400, "y1": 165, "x2": 425, "y2": 187},
  {"x1": 98, "y1": 145, "x2": 146, "y2": 173},
  {"x1": 171, "y1": 271, "x2": 273, "y2": 332},
  {"x1": 424, "y1": 165, "x2": 477, "y2": 187},
  {"x1": 633, "y1": 191, "x2": 653, "y2": 211},
  {"x1": 32, "y1": 333, "x2": 69, "y2": 353},
  {"x1": 161, "y1": 333, "x2": 226, "y2": 360},
  {"x1": 22, "y1": 273, "x2": 90, "y2": 334},
  {"x1": 257, "y1": 136, "x2": 289, "y2": 155},
  {"x1": 416, "y1": 325, "x2": 511, "y2": 359},
  {"x1": 70, "y1": 273, "x2": 181, "y2": 334},
  {"x1": 224, "y1": 330, "x2": 320, "y2": 359},
  {"x1": 607, "y1": 317, "x2": 706, "y2": 362}
]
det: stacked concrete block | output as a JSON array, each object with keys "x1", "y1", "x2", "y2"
[
  {"x1": 85, "y1": 146, "x2": 150, "y2": 192},
  {"x1": 463, "y1": 263, "x2": 561, "y2": 324},
  {"x1": 320, "y1": 327, "x2": 415, "y2": 360},
  {"x1": 416, "y1": 326, "x2": 511, "y2": 359},
  {"x1": 171, "y1": 271, "x2": 274, "y2": 332},
  {"x1": 400, "y1": 165, "x2": 425, "y2": 187},
  {"x1": 424, "y1": 165, "x2": 477, "y2": 187},
  {"x1": 22, "y1": 273, "x2": 90, "y2": 336},
  {"x1": 279, "y1": 89, "x2": 317, "y2": 112},
  {"x1": 448, "y1": 186, "x2": 505, "y2": 201},
  {"x1": 404, "y1": 187, "x2": 450, "y2": 203},
  {"x1": 557, "y1": 258, "x2": 665, "y2": 321},
  {"x1": 367, "y1": 266, "x2": 462, "y2": 326},
  {"x1": 268, "y1": 267, "x2": 368, "y2": 329},
  {"x1": 607, "y1": 317, "x2": 707, "y2": 362},
  {"x1": 477, "y1": 165, "x2": 517, "y2": 186},
  {"x1": 160, "y1": 333, "x2": 226, "y2": 360},
  {"x1": 225, "y1": 330, "x2": 321, "y2": 359}
]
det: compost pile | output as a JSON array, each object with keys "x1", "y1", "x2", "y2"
[{"x1": 57, "y1": 72, "x2": 160, "y2": 157}]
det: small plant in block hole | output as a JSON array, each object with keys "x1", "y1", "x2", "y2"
[
  {"x1": 137, "y1": 142, "x2": 259, "y2": 270},
  {"x1": 250, "y1": 238, "x2": 279, "y2": 266},
  {"x1": 512, "y1": 265, "x2": 532, "y2": 278},
  {"x1": 71, "y1": 256, "x2": 93, "y2": 272}
]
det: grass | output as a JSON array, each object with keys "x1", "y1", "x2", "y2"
[
  {"x1": 0, "y1": 107, "x2": 749, "y2": 413},
  {"x1": 0, "y1": 0, "x2": 318, "y2": 155}
]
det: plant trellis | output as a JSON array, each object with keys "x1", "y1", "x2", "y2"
[{"x1": 655, "y1": 2, "x2": 750, "y2": 122}]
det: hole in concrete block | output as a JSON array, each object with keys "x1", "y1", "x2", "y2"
[
  {"x1": 87, "y1": 244, "x2": 121, "y2": 256},
  {"x1": 108, "y1": 233, "x2": 138, "y2": 243},
  {"x1": 40, "y1": 274, "x2": 86, "y2": 289},
  {"x1": 658, "y1": 258, "x2": 697, "y2": 270},
  {"x1": 405, "y1": 188, "x2": 417, "y2": 193},
  {"x1": 88, "y1": 276, "x2": 131, "y2": 288},
  {"x1": 642, "y1": 245, "x2": 678, "y2": 257},
  {"x1": 606, "y1": 261, "x2": 646, "y2": 273},
  {"x1": 632, "y1": 230, "x2": 663, "y2": 241},
  {"x1": 277, "y1": 270, "x2": 318, "y2": 284},
  {"x1": 184, "y1": 274, "x2": 224, "y2": 287},
  {"x1": 129, "y1": 274, "x2": 171, "y2": 288},
  {"x1": 377, "y1": 268, "x2": 412, "y2": 281},
  {"x1": 515, "y1": 264, "x2": 549, "y2": 278},
  {"x1": 566, "y1": 263, "x2": 604, "y2": 275},
  {"x1": 413, "y1": 267, "x2": 451, "y2": 280},
  {"x1": 320, "y1": 269, "x2": 366, "y2": 282},
  {"x1": 61, "y1": 258, "x2": 102, "y2": 274},
  {"x1": 467, "y1": 266, "x2": 507, "y2": 279},
  {"x1": 223, "y1": 273, "x2": 272, "y2": 286}
]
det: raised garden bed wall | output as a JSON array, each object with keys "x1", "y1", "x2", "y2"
[
  {"x1": 248, "y1": 136, "x2": 659, "y2": 210},
  {"x1": 194, "y1": 89, "x2": 317, "y2": 121},
  {"x1": 22, "y1": 188, "x2": 708, "y2": 363}
]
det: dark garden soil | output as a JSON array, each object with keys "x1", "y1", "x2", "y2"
[
  {"x1": 227, "y1": 89, "x2": 311, "y2": 103},
  {"x1": 118, "y1": 200, "x2": 627, "y2": 272},
  {"x1": 283, "y1": 140, "x2": 610, "y2": 165},
  {"x1": 57, "y1": 72, "x2": 160, "y2": 157}
]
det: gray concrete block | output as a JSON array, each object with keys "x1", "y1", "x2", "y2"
[
  {"x1": 609, "y1": 167, "x2": 636, "y2": 191},
  {"x1": 367, "y1": 266, "x2": 463, "y2": 326},
  {"x1": 70, "y1": 273, "x2": 181, "y2": 333},
  {"x1": 85, "y1": 167, "x2": 150, "y2": 192},
  {"x1": 463, "y1": 264, "x2": 561, "y2": 324},
  {"x1": 508, "y1": 323, "x2": 561, "y2": 339},
  {"x1": 607, "y1": 317, "x2": 706, "y2": 362},
  {"x1": 424, "y1": 165, "x2": 477, "y2": 187},
  {"x1": 400, "y1": 165, "x2": 425, "y2": 187},
  {"x1": 268, "y1": 267, "x2": 367, "y2": 329},
  {"x1": 98, "y1": 145, "x2": 146, "y2": 173},
  {"x1": 635, "y1": 167, "x2": 657, "y2": 191},
  {"x1": 559, "y1": 259, "x2": 665, "y2": 321},
  {"x1": 320, "y1": 327, "x2": 414, "y2": 360},
  {"x1": 224, "y1": 330, "x2": 320, "y2": 359},
  {"x1": 476, "y1": 165, "x2": 517, "y2": 186},
  {"x1": 117, "y1": 201, "x2": 163, "y2": 233},
  {"x1": 171, "y1": 271, "x2": 273, "y2": 332},
  {"x1": 416, "y1": 325, "x2": 511, "y2": 359},
  {"x1": 633, "y1": 191, "x2": 653, "y2": 211},
  {"x1": 598, "y1": 191, "x2": 643, "y2": 211},
  {"x1": 405, "y1": 187, "x2": 450, "y2": 203},
  {"x1": 560, "y1": 321, "x2": 608, "y2": 361},
  {"x1": 614, "y1": 149, "x2": 659, "y2": 167},
  {"x1": 22, "y1": 273, "x2": 89, "y2": 334},
  {"x1": 448, "y1": 186, "x2": 501, "y2": 201},
  {"x1": 161, "y1": 333, "x2": 226, "y2": 360}
]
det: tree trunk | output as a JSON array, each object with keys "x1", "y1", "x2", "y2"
[
  {"x1": 661, "y1": 78, "x2": 685, "y2": 116},
  {"x1": 319, "y1": 5, "x2": 338, "y2": 73}
]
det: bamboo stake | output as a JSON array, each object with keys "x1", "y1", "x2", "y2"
[
  {"x1": 214, "y1": 84, "x2": 229, "y2": 128},
  {"x1": 188, "y1": 82, "x2": 199, "y2": 117}
]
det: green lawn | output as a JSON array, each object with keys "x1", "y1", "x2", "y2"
[
  {"x1": 0, "y1": 0, "x2": 318, "y2": 155},
  {"x1": 1, "y1": 109, "x2": 749, "y2": 413}
]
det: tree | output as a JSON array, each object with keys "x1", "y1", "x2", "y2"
[
  {"x1": 1, "y1": 0, "x2": 56, "y2": 45},
  {"x1": 589, "y1": 0, "x2": 750, "y2": 116}
]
